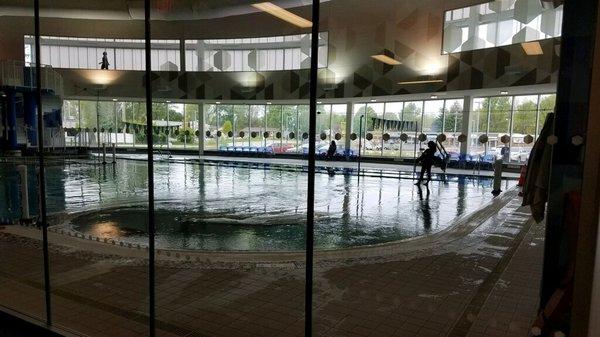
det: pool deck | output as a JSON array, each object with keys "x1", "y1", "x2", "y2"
[
  {"x1": 0, "y1": 188, "x2": 542, "y2": 337},
  {"x1": 84, "y1": 153, "x2": 521, "y2": 179}
]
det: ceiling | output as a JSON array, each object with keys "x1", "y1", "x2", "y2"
[{"x1": 0, "y1": 0, "x2": 318, "y2": 21}]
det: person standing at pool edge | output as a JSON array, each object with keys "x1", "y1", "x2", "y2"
[
  {"x1": 326, "y1": 140, "x2": 337, "y2": 159},
  {"x1": 326, "y1": 140, "x2": 337, "y2": 176},
  {"x1": 415, "y1": 141, "x2": 437, "y2": 185}
]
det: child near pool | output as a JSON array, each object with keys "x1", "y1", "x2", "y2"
[{"x1": 415, "y1": 141, "x2": 438, "y2": 185}]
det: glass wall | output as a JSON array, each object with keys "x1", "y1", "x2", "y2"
[
  {"x1": 61, "y1": 95, "x2": 558, "y2": 165},
  {"x1": 0, "y1": 0, "x2": 48, "y2": 324},
  {"x1": 470, "y1": 94, "x2": 556, "y2": 163},
  {"x1": 443, "y1": 0, "x2": 563, "y2": 53},
  {"x1": 0, "y1": 0, "x2": 569, "y2": 336},
  {"x1": 41, "y1": 0, "x2": 150, "y2": 336},
  {"x1": 443, "y1": 99, "x2": 464, "y2": 154},
  {"x1": 25, "y1": 36, "x2": 180, "y2": 71}
]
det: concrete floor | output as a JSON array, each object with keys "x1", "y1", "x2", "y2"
[{"x1": 0, "y1": 187, "x2": 542, "y2": 337}]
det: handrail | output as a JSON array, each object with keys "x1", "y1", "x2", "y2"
[{"x1": 0, "y1": 60, "x2": 63, "y2": 96}]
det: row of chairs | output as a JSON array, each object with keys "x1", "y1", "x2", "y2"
[
  {"x1": 219, "y1": 146, "x2": 275, "y2": 154},
  {"x1": 447, "y1": 153, "x2": 497, "y2": 170}
]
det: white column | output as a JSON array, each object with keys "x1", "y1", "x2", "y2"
[
  {"x1": 344, "y1": 101, "x2": 353, "y2": 158},
  {"x1": 17, "y1": 165, "x2": 29, "y2": 219},
  {"x1": 460, "y1": 95, "x2": 473, "y2": 156},
  {"x1": 198, "y1": 102, "x2": 204, "y2": 157}
]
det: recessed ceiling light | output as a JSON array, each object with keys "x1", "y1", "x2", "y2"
[
  {"x1": 252, "y1": 2, "x2": 312, "y2": 28},
  {"x1": 500, "y1": 91, "x2": 509, "y2": 95},
  {"x1": 266, "y1": 102, "x2": 272, "y2": 105},
  {"x1": 166, "y1": 100, "x2": 172, "y2": 103},
  {"x1": 371, "y1": 54, "x2": 401, "y2": 66},
  {"x1": 430, "y1": 95, "x2": 438, "y2": 99},
  {"x1": 521, "y1": 41, "x2": 543, "y2": 56},
  {"x1": 112, "y1": 98, "x2": 118, "y2": 101},
  {"x1": 398, "y1": 79, "x2": 444, "y2": 85},
  {"x1": 370, "y1": 99, "x2": 377, "y2": 102},
  {"x1": 317, "y1": 101, "x2": 322, "y2": 104},
  {"x1": 215, "y1": 101, "x2": 221, "y2": 104}
]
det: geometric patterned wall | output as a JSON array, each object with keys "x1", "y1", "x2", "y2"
[
  {"x1": 149, "y1": 0, "x2": 561, "y2": 101},
  {"x1": 150, "y1": 41, "x2": 559, "y2": 101},
  {"x1": 61, "y1": 0, "x2": 562, "y2": 101}
]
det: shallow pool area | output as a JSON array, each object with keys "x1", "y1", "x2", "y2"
[{"x1": 0, "y1": 160, "x2": 515, "y2": 251}]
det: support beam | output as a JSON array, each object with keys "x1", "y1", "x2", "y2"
[
  {"x1": 197, "y1": 102, "x2": 204, "y2": 156},
  {"x1": 344, "y1": 101, "x2": 352, "y2": 160},
  {"x1": 6, "y1": 90, "x2": 17, "y2": 150},
  {"x1": 179, "y1": 39, "x2": 186, "y2": 72},
  {"x1": 460, "y1": 95, "x2": 472, "y2": 156},
  {"x1": 24, "y1": 92, "x2": 37, "y2": 147}
]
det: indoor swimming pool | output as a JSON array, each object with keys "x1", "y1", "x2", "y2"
[{"x1": 0, "y1": 160, "x2": 515, "y2": 251}]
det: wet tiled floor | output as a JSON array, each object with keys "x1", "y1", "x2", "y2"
[{"x1": 0, "y1": 190, "x2": 542, "y2": 337}]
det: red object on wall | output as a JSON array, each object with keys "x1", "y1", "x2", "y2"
[
  {"x1": 518, "y1": 165, "x2": 527, "y2": 187},
  {"x1": 154, "y1": 0, "x2": 174, "y2": 11}
]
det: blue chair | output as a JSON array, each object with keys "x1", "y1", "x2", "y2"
[
  {"x1": 242, "y1": 147, "x2": 250, "y2": 152},
  {"x1": 219, "y1": 146, "x2": 227, "y2": 151},
  {"x1": 481, "y1": 154, "x2": 496, "y2": 170},
  {"x1": 235, "y1": 147, "x2": 243, "y2": 152},
  {"x1": 466, "y1": 154, "x2": 479, "y2": 169}
]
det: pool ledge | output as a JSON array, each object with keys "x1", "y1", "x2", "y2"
[{"x1": 1, "y1": 187, "x2": 522, "y2": 267}]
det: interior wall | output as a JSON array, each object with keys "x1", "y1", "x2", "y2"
[{"x1": 1, "y1": 0, "x2": 561, "y2": 101}]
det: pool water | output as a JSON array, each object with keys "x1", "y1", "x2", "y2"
[{"x1": 0, "y1": 160, "x2": 514, "y2": 251}]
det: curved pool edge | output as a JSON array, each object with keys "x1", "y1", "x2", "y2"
[{"x1": 31, "y1": 186, "x2": 521, "y2": 265}]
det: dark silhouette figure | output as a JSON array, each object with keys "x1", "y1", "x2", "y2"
[
  {"x1": 100, "y1": 51, "x2": 109, "y2": 70},
  {"x1": 415, "y1": 141, "x2": 437, "y2": 185},
  {"x1": 326, "y1": 140, "x2": 337, "y2": 176},
  {"x1": 326, "y1": 140, "x2": 337, "y2": 158}
]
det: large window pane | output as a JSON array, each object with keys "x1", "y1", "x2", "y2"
[
  {"x1": 364, "y1": 103, "x2": 384, "y2": 157},
  {"x1": 62, "y1": 99, "x2": 79, "y2": 147},
  {"x1": 331, "y1": 104, "x2": 347, "y2": 156},
  {"x1": 510, "y1": 95, "x2": 539, "y2": 163},
  {"x1": 488, "y1": 96, "x2": 512, "y2": 153},
  {"x1": 152, "y1": 3, "x2": 310, "y2": 336},
  {"x1": 383, "y1": 102, "x2": 403, "y2": 158},
  {"x1": 283, "y1": 105, "x2": 299, "y2": 153},
  {"x1": 422, "y1": 100, "x2": 445, "y2": 141},
  {"x1": 443, "y1": 99, "x2": 464, "y2": 154},
  {"x1": 249, "y1": 104, "x2": 265, "y2": 147},
  {"x1": 316, "y1": 103, "x2": 331, "y2": 148},
  {"x1": 41, "y1": 1, "x2": 150, "y2": 335},
  {"x1": 184, "y1": 103, "x2": 199, "y2": 149},
  {"x1": 538, "y1": 94, "x2": 556, "y2": 136},
  {"x1": 298, "y1": 104, "x2": 310, "y2": 154},
  {"x1": 204, "y1": 104, "x2": 218, "y2": 150},
  {"x1": 266, "y1": 104, "x2": 283, "y2": 150},
  {"x1": 470, "y1": 98, "x2": 489, "y2": 156},
  {"x1": 217, "y1": 104, "x2": 234, "y2": 148},
  {"x1": 402, "y1": 101, "x2": 423, "y2": 159},
  {"x1": 0, "y1": 1, "x2": 47, "y2": 323}
]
